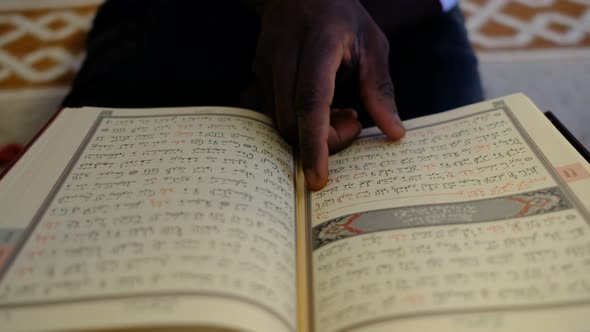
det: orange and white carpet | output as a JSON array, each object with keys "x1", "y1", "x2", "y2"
[
  {"x1": 0, "y1": 0, "x2": 99, "y2": 158},
  {"x1": 463, "y1": 0, "x2": 590, "y2": 148}
]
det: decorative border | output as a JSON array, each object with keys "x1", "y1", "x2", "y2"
[
  {"x1": 0, "y1": 109, "x2": 297, "y2": 332},
  {"x1": 312, "y1": 186, "x2": 572, "y2": 250},
  {"x1": 0, "y1": 110, "x2": 110, "y2": 280}
]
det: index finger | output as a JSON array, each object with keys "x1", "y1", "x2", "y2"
[
  {"x1": 359, "y1": 29, "x2": 405, "y2": 140},
  {"x1": 295, "y1": 34, "x2": 343, "y2": 190}
]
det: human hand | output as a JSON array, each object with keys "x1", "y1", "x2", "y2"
[{"x1": 252, "y1": 0, "x2": 406, "y2": 190}]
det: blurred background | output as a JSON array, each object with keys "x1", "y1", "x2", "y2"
[{"x1": 0, "y1": 0, "x2": 588, "y2": 164}]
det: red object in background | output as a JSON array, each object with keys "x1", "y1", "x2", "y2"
[
  {"x1": 0, "y1": 144, "x2": 23, "y2": 165},
  {"x1": 0, "y1": 108, "x2": 63, "y2": 181}
]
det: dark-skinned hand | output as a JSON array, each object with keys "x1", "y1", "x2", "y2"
[{"x1": 251, "y1": 0, "x2": 406, "y2": 190}]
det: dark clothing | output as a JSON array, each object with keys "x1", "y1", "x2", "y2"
[{"x1": 63, "y1": 1, "x2": 484, "y2": 126}]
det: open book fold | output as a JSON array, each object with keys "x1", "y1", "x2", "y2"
[{"x1": 0, "y1": 93, "x2": 589, "y2": 332}]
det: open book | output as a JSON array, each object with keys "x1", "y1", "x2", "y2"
[{"x1": 0, "y1": 94, "x2": 589, "y2": 332}]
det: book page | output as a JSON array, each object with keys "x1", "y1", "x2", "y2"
[
  {"x1": 0, "y1": 107, "x2": 297, "y2": 332},
  {"x1": 307, "y1": 94, "x2": 590, "y2": 332}
]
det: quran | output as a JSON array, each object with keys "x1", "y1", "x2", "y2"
[{"x1": 0, "y1": 94, "x2": 589, "y2": 332}]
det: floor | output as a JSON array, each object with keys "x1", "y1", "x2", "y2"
[{"x1": 0, "y1": 0, "x2": 588, "y2": 150}]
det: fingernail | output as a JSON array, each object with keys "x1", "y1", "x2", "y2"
[
  {"x1": 393, "y1": 113, "x2": 406, "y2": 136},
  {"x1": 394, "y1": 112, "x2": 403, "y2": 126},
  {"x1": 304, "y1": 167, "x2": 325, "y2": 191}
]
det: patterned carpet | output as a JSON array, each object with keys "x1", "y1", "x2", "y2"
[
  {"x1": 0, "y1": 0, "x2": 99, "y2": 149},
  {"x1": 464, "y1": 0, "x2": 590, "y2": 52},
  {"x1": 0, "y1": 0, "x2": 588, "y2": 153},
  {"x1": 463, "y1": 0, "x2": 590, "y2": 149}
]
